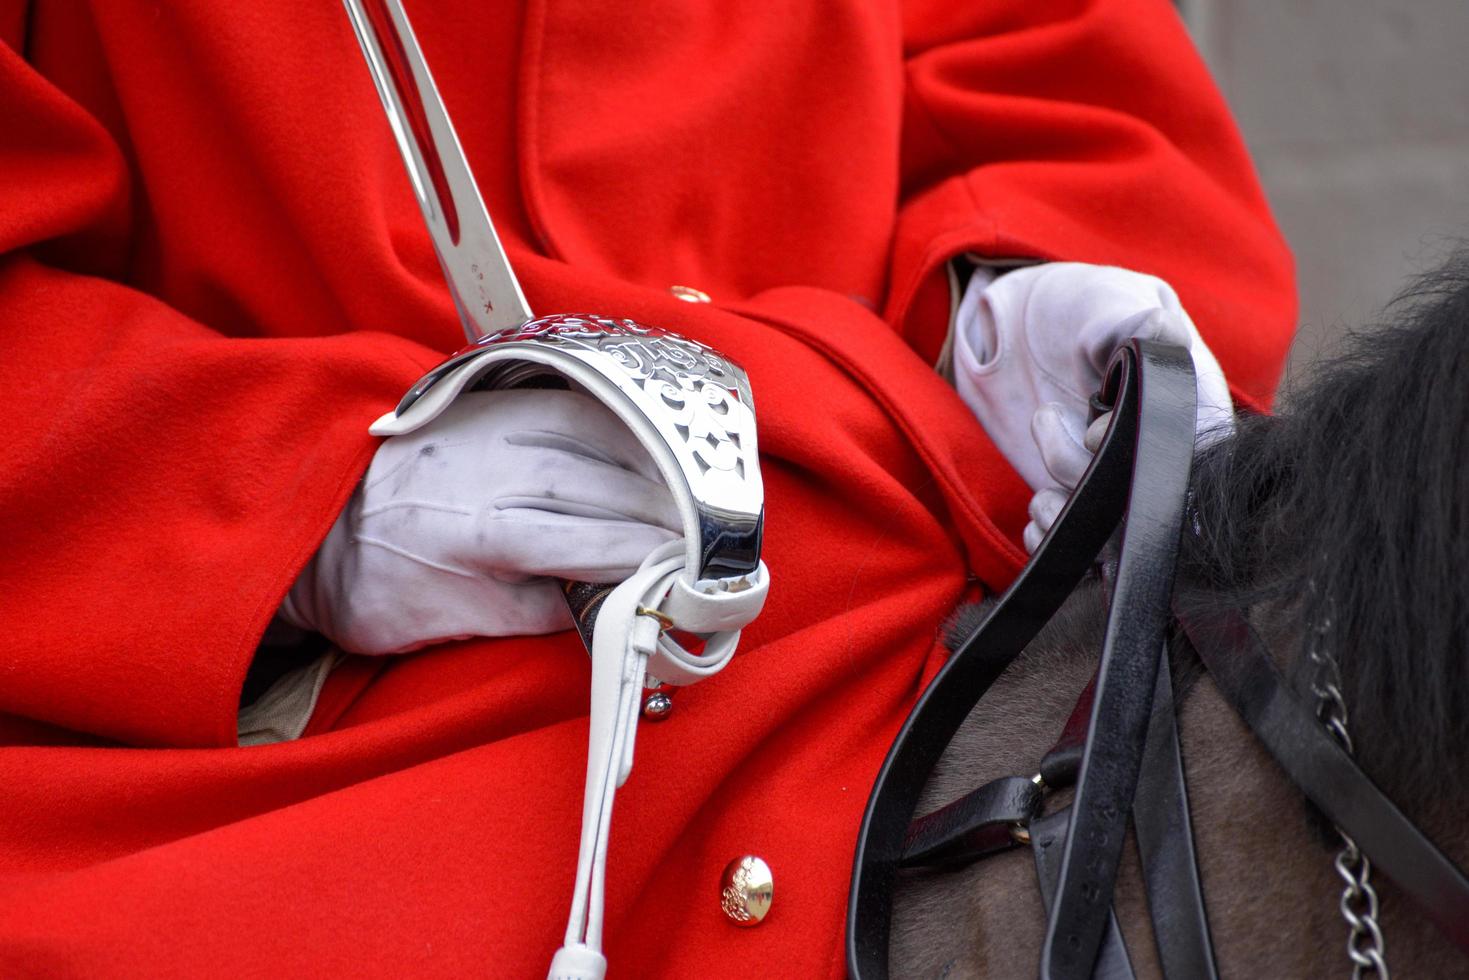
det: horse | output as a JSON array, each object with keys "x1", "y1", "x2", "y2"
[{"x1": 887, "y1": 253, "x2": 1469, "y2": 978}]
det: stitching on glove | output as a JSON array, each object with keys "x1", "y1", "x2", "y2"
[
  {"x1": 353, "y1": 534, "x2": 477, "y2": 577},
  {"x1": 488, "y1": 495, "x2": 673, "y2": 524},
  {"x1": 505, "y1": 429, "x2": 624, "y2": 467},
  {"x1": 359, "y1": 499, "x2": 472, "y2": 518}
]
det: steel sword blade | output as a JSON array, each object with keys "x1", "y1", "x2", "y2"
[
  {"x1": 342, "y1": 0, "x2": 533, "y2": 340},
  {"x1": 343, "y1": 0, "x2": 615, "y2": 654}
]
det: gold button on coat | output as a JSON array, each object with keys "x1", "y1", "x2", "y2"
[
  {"x1": 719, "y1": 855, "x2": 773, "y2": 926},
  {"x1": 669, "y1": 285, "x2": 712, "y2": 304}
]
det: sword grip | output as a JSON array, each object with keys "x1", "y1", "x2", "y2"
[{"x1": 561, "y1": 579, "x2": 615, "y2": 653}]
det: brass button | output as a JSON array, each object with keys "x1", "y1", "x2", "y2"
[
  {"x1": 669, "y1": 285, "x2": 712, "y2": 304},
  {"x1": 719, "y1": 855, "x2": 773, "y2": 926}
]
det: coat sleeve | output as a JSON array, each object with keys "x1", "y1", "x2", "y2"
[
  {"x1": 0, "y1": 34, "x2": 429, "y2": 749},
  {"x1": 890, "y1": 0, "x2": 1297, "y2": 410}
]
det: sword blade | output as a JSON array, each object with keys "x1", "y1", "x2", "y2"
[{"x1": 343, "y1": 0, "x2": 533, "y2": 340}]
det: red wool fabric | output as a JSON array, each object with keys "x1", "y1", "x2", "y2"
[{"x1": 0, "y1": 1, "x2": 1295, "y2": 976}]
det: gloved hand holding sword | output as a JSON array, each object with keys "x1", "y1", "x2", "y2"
[{"x1": 292, "y1": 3, "x2": 773, "y2": 977}]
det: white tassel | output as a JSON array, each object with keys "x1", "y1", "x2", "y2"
[{"x1": 546, "y1": 541, "x2": 768, "y2": 978}]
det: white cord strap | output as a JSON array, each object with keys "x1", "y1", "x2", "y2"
[{"x1": 548, "y1": 540, "x2": 769, "y2": 980}]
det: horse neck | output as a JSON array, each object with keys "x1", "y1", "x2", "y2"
[{"x1": 891, "y1": 583, "x2": 1469, "y2": 978}]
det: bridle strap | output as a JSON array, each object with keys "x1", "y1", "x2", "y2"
[
  {"x1": 1130, "y1": 641, "x2": 1219, "y2": 980},
  {"x1": 897, "y1": 671, "x2": 1096, "y2": 871},
  {"x1": 899, "y1": 640, "x2": 1220, "y2": 978},
  {"x1": 847, "y1": 341, "x2": 1195, "y2": 978},
  {"x1": 1031, "y1": 810, "x2": 1137, "y2": 980},
  {"x1": 1175, "y1": 598, "x2": 1469, "y2": 956},
  {"x1": 1039, "y1": 672, "x2": 1096, "y2": 787},
  {"x1": 900, "y1": 775, "x2": 1042, "y2": 869}
]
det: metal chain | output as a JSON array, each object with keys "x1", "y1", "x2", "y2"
[{"x1": 1305, "y1": 594, "x2": 1389, "y2": 979}]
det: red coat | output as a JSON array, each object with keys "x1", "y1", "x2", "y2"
[{"x1": 0, "y1": 1, "x2": 1294, "y2": 975}]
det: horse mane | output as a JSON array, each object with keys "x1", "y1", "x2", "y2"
[{"x1": 1181, "y1": 248, "x2": 1469, "y2": 803}]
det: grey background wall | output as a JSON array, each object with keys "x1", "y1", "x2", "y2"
[{"x1": 1180, "y1": 0, "x2": 1469, "y2": 385}]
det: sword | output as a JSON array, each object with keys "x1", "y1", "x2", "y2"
[
  {"x1": 342, "y1": 0, "x2": 531, "y2": 340},
  {"x1": 341, "y1": 0, "x2": 764, "y2": 604},
  {"x1": 341, "y1": 6, "x2": 768, "y2": 977}
]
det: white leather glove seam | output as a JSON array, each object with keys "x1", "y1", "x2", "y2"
[
  {"x1": 504, "y1": 430, "x2": 625, "y2": 466},
  {"x1": 488, "y1": 497, "x2": 675, "y2": 524},
  {"x1": 353, "y1": 534, "x2": 479, "y2": 577},
  {"x1": 360, "y1": 448, "x2": 431, "y2": 491},
  {"x1": 359, "y1": 499, "x2": 472, "y2": 518}
]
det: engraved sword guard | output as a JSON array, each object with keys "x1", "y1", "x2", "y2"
[{"x1": 371, "y1": 312, "x2": 766, "y2": 618}]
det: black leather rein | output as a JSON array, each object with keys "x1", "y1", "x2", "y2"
[
  {"x1": 847, "y1": 340, "x2": 1198, "y2": 979},
  {"x1": 845, "y1": 340, "x2": 1469, "y2": 978}
]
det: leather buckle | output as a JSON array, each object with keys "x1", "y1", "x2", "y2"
[
  {"x1": 635, "y1": 605, "x2": 676, "y2": 632},
  {"x1": 1008, "y1": 773, "x2": 1047, "y2": 845}
]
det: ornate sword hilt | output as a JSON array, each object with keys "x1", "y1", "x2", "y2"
[{"x1": 369, "y1": 312, "x2": 766, "y2": 614}]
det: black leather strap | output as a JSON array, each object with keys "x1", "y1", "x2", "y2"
[
  {"x1": 1039, "y1": 673, "x2": 1096, "y2": 789},
  {"x1": 1041, "y1": 341, "x2": 1196, "y2": 980},
  {"x1": 900, "y1": 638, "x2": 1219, "y2": 977},
  {"x1": 900, "y1": 775, "x2": 1042, "y2": 870},
  {"x1": 1175, "y1": 599, "x2": 1469, "y2": 956},
  {"x1": 1130, "y1": 642, "x2": 1219, "y2": 979},
  {"x1": 1031, "y1": 810, "x2": 1136, "y2": 980},
  {"x1": 847, "y1": 341, "x2": 1196, "y2": 978}
]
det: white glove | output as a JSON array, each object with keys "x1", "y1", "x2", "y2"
[
  {"x1": 280, "y1": 388, "x2": 681, "y2": 654},
  {"x1": 951, "y1": 262, "x2": 1234, "y2": 553}
]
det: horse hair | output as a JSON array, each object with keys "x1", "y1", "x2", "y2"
[{"x1": 1180, "y1": 248, "x2": 1469, "y2": 805}]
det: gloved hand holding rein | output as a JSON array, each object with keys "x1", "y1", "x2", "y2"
[{"x1": 951, "y1": 262, "x2": 1235, "y2": 552}]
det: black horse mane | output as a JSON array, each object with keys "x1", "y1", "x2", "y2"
[{"x1": 1181, "y1": 249, "x2": 1469, "y2": 802}]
